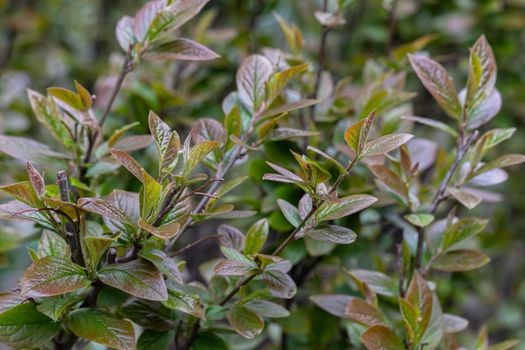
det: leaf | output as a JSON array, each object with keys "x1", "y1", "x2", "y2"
[
  {"x1": 244, "y1": 300, "x2": 290, "y2": 318},
  {"x1": 141, "y1": 170, "x2": 162, "y2": 220},
  {"x1": 344, "y1": 111, "x2": 376, "y2": 155},
  {"x1": 27, "y1": 89, "x2": 76, "y2": 151},
  {"x1": 0, "y1": 292, "x2": 24, "y2": 313},
  {"x1": 139, "y1": 218, "x2": 180, "y2": 240},
  {"x1": 214, "y1": 259, "x2": 258, "y2": 276},
  {"x1": 149, "y1": 0, "x2": 211, "y2": 40},
  {"x1": 110, "y1": 149, "x2": 147, "y2": 183},
  {"x1": 226, "y1": 304, "x2": 264, "y2": 339},
  {"x1": 97, "y1": 259, "x2": 168, "y2": 301},
  {"x1": 244, "y1": 218, "x2": 269, "y2": 255},
  {"x1": 401, "y1": 115, "x2": 458, "y2": 137},
  {"x1": 262, "y1": 269, "x2": 297, "y2": 299},
  {"x1": 0, "y1": 181, "x2": 39, "y2": 206},
  {"x1": 26, "y1": 162, "x2": 45, "y2": 196},
  {"x1": 473, "y1": 154, "x2": 525, "y2": 176},
  {"x1": 274, "y1": 12, "x2": 303, "y2": 54},
  {"x1": 267, "y1": 127, "x2": 319, "y2": 141},
  {"x1": 163, "y1": 282, "x2": 205, "y2": 319},
  {"x1": 116, "y1": 16, "x2": 135, "y2": 50},
  {"x1": 277, "y1": 199, "x2": 302, "y2": 227},
  {"x1": 47, "y1": 87, "x2": 84, "y2": 111},
  {"x1": 443, "y1": 314, "x2": 469, "y2": 333},
  {"x1": 220, "y1": 246, "x2": 254, "y2": 264},
  {"x1": 148, "y1": 111, "x2": 180, "y2": 174},
  {"x1": 266, "y1": 63, "x2": 308, "y2": 104},
  {"x1": 306, "y1": 225, "x2": 357, "y2": 244},
  {"x1": 0, "y1": 135, "x2": 68, "y2": 163},
  {"x1": 432, "y1": 249, "x2": 490, "y2": 272},
  {"x1": 465, "y1": 89, "x2": 502, "y2": 130},
  {"x1": 141, "y1": 249, "x2": 183, "y2": 284},
  {"x1": 310, "y1": 294, "x2": 353, "y2": 318},
  {"x1": 317, "y1": 194, "x2": 377, "y2": 221},
  {"x1": 78, "y1": 197, "x2": 132, "y2": 226},
  {"x1": 408, "y1": 54, "x2": 461, "y2": 119},
  {"x1": 192, "y1": 331, "x2": 229, "y2": 350},
  {"x1": 360, "y1": 325, "x2": 406, "y2": 350},
  {"x1": 0, "y1": 302, "x2": 60, "y2": 348},
  {"x1": 21, "y1": 257, "x2": 90, "y2": 298},
  {"x1": 488, "y1": 340, "x2": 520, "y2": 350},
  {"x1": 404, "y1": 272, "x2": 433, "y2": 343},
  {"x1": 182, "y1": 141, "x2": 220, "y2": 176},
  {"x1": 236, "y1": 54, "x2": 273, "y2": 113},
  {"x1": 137, "y1": 330, "x2": 175, "y2": 350},
  {"x1": 145, "y1": 38, "x2": 219, "y2": 61},
  {"x1": 36, "y1": 293, "x2": 81, "y2": 321},
  {"x1": 37, "y1": 230, "x2": 70, "y2": 258},
  {"x1": 441, "y1": 217, "x2": 488, "y2": 250},
  {"x1": 259, "y1": 99, "x2": 319, "y2": 119},
  {"x1": 349, "y1": 269, "x2": 397, "y2": 297},
  {"x1": 66, "y1": 308, "x2": 135, "y2": 350},
  {"x1": 345, "y1": 298, "x2": 383, "y2": 326},
  {"x1": 133, "y1": 0, "x2": 165, "y2": 42},
  {"x1": 369, "y1": 164, "x2": 408, "y2": 200},
  {"x1": 84, "y1": 236, "x2": 114, "y2": 271},
  {"x1": 448, "y1": 187, "x2": 482, "y2": 210},
  {"x1": 405, "y1": 213, "x2": 434, "y2": 228},
  {"x1": 362, "y1": 133, "x2": 414, "y2": 157},
  {"x1": 218, "y1": 224, "x2": 245, "y2": 251}
]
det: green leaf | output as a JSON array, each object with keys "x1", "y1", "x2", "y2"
[
  {"x1": 431, "y1": 249, "x2": 490, "y2": 272},
  {"x1": 27, "y1": 89, "x2": 76, "y2": 151},
  {"x1": 36, "y1": 293, "x2": 81, "y2": 321},
  {"x1": 0, "y1": 302, "x2": 60, "y2": 348},
  {"x1": 361, "y1": 133, "x2": 414, "y2": 157},
  {"x1": 448, "y1": 188, "x2": 482, "y2": 210},
  {"x1": 277, "y1": 199, "x2": 302, "y2": 227},
  {"x1": 473, "y1": 154, "x2": 525, "y2": 177},
  {"x1": 259, "y1": 99, "x2": 319, "y2": 119},
  {"x1": 78, "y1": 197, "x2": 132, "y2": 227},
  {"x1": 404, "y1": 214, "x2": 434, "y2": 228},
  {"x1": 369, "y1": 164, "x2": 408, "y2": 201},
  {"x1": 266, "y1": 63, "x2": 308, "y2": 104},
  {"x1": 66, "y1": 308, "x2": 135, "y2": 350},
  {"x1": 310, "y1": 294, "x2": 354, "y2": 318},
  {"x1": 244, "y1": 300, "x2": 290, "y2": 318},
  {"x1": 0, "y1": 181, "x2": 39, "y2": 207},
  {"x1": 47, "y1": 87, "x2": 84, "y2": 110},
  {"x1": 139, "y1": 218, "x2": 180, "y2": 240},
  {"x1": 163, "y1": 282, "x2": 205, "y2": 319},
  {"x1": 488, "y1": 340, "x2": 520, "y2": 350},
  {"x1": 182, "y1": 141, "x2": 220, "y2": 176},
  {"x1": 317, "y1": 194, "x2": 377, "y2": 221},
  {"x1": 97, "y1": 259, "x2": 168, "y2": 301},
  {"x1": 145, "y1": 38, "x2": 219, "y2": 61},
  {"x1": 244, "y1": 218, "x2": 269, "y2": 255},
  {"x1": 148, "y1": 111, "x2": 180, "y2": 175},
  {"x1": 404, "y1": 272, "x2": 433, "y2": 344},
  {"x1": 441, "y1": 217, "x2": 488, "y2": 250},
  {"x1": 21, "y1": 257, "x2": 90, "y2": 298},
  {"x1": 408, "y1": 54, "x2": 461, "y2": 119},
  {"x1": 227, "y1": 304, "x2": 264, "y2": 339},
  {"x1": 0, "y1": 292, "x2": 24, "y2": 313},
  {"x1": 360, "y1": 325, "x2": 406, "y2": 350},
  {"x1": 84, "y1": 236, "x2": 114, "y2": 271},
  {"x1": 137, "y1": 330, "x2": 175, "y2": 350},
  {"x1": 349, "y1": 269, "x2": 397, "y2": 297},
  {"x1": 141, "y1": 170, "x2": 162, "y2": 220},
  {"x1": 224, "y1": 106, "x2": 242, "y2": 149},
  {"x1": 37, "y1": 230, "x2": 70, "y2": 258},
  {"x1": 306, "y1": 225, "x2": 357, "y2": 244},
  {"x1": 236, "y1": 54, "x2": 273, "y2": 114},
  {"x1": 443, "y1": 313, "x2": 468, "y2": 333},
  {"x1": 110, "y1": 149, "x2": 148, "y2": 183},
  {"x1": 192, "y1": 331, "x2": 229, "y2": 350},
  {"x1": 214, "y1": 259, "x2": 258, "y2": 276}
]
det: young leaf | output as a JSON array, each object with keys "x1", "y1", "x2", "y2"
[
  {"x1": 140, "y1": 249, "x2": 183, "y2": 284},
  {"x1": 361, "y1": 133, "x2": 414, "y2": 158},
  {"x1": 405, "y1": 213, "x2": 435, "y2": 228},
  {"x1": 36, "y1": 293, "x2": 82, "y2": 321},
  {"x1": 97, "y1": 259, "x2": 168, "y2": 301},
  {"x1": 349, "y1": 269, "x2": 397, "y2": 297},
  {"x1": 78, "y1": 197, "x2": 132, "y2": 226},
  {"x1": 84, "y1": 236, "x2": 114, "y2": 271},
  {"x1": 139, "y1": 218, "x2": 180, "y2": 240},
  {"x1": 408, "y1": 54, "x2": 462, "y2": 119},
  {"x1": 226, "y1": 304, "x2": 264, "y2": 339},
  {"x1": 20, "y1": 257, "x2": 90, "y2": 298},
  {"x1": 182, "y1": 141, "x2": 220, "y2": 176},
  {"x1": 306, "y1": 225, "x2": 357, "y2": 244},
  {"x1": 0, "y1": 181, "x2": 39, "y2": 207},
  {"x1": 214, "y1": 259, "x2": 258, "y2": 276},
  {"x1": 26, "y1": 162, "x2": 45, "y2": 196},
  {"x1": 145, "y1": 38, "x2": 219, "y2": 61},
  {"x1": 360, "y1": 325, "x2": 406, "y2": 350},
  {"x1": 266, "y1": 63, "x2": 308, "y2": 104},
  {"x1": 448, "y1": 187, "x2": 482, "y2": 210},
  {"x1": 432, "y1": 249, "x2": 490, "y2": 272},
  {"x1": 141, "y1": 170, "x2": 162, "y2": 220},
  {"x1": 218, "y1": 224, "x2": 245, "y2": 251},
  {"x1": 148, "y1": 111, "x2": 180, "y2": 174},
  {"x1": 116, "y1": 16, "x2": 135, "y2": 51},
  {"x1": 47, "y1": 87, "x2": 84, "y2": 111},
  {"x1": 133, "y1": 0, "x2": 165, "y2": 42},
  {"x1": 466, "y1": 36, "x2": 497, "y2": 115},
  {"x1": 236, "y1": 54, "x2": 273, "y2": 113},
  {"x1": 401, "y1": 115, "x2": 458, "y2": 137},
  {"x1": 441, "y1": 217, "x2": 488, "y2": 250},
  {"x1": 66, "y1": 308, "x2": 135, "y2": 350},
  {"x1": 110, "y1": 149, "x2": 147, "y2": 182},
  {"x1": 244, "y1": 218, "x2": 269, "y2": 255},
  {"x1": 317, "y1": 194, "x2": 377, "y2": 221},
  {"x1": 37, "y1": 230, "x2": 70, "y2": 258},
  {"x1": 163, "y1": 282, "x2": 205, "y2": 319},
  {"x1": 344, "y1": 111, "x2": 376, "y2": 156},
  {"x1": 0, "y1": 302, "x2": 60, "y2": 348},
  {"x1": 277, "y1": 199, "x2": 302, "y2": 227}
]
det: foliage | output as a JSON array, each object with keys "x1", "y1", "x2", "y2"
[{"x1": 1, "y1": 0, "x2": 524, "y2": 349}]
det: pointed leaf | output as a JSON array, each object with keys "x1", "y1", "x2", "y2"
[
  {"x1": 432, "y1": 249, "x2": 490, "y2": 272},
  {"x1": 244, "y1": 219, "x2": 269, "y2": 255},
  {"x1": 362, "y1": 134, "x2": 414, "y2": 157},
  {"x1": 317, "y1": 194, "x2": 377, "y2": 221},
  {"x1": 236, "y1": 54, "x2": 273, "y2": 113},
  {"x1": 226, "y1": 304, "x2": 264, "y2": 339},
  {"x1": 360, "y1": 325, "x2": 406, "y2": 350},
  {"x1": 306, "y1": 225, "x2": 357, "y2": 244},
  {"x1": 145, "y1": 38, "x2": 219, "y2": 61}
]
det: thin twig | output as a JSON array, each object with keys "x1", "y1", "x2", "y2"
[
  {"x1": 386, "y1": 0, "x2": 399, "y2": 55},
  {"x1": 170, "y1": 234, "x2": 222, "y2": 257}
]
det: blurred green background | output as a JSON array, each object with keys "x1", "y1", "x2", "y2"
[{"x1": 1, "y1": 0, "x2": 525, "y2": 348}]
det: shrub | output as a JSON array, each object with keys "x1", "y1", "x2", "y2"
[{"x1": 0, "y1": 1, "x2": 523, "y2": 349}]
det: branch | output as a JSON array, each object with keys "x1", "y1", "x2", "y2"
[{"x1": 170, "y1": 234, "x2": 222, "y2": 257}]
